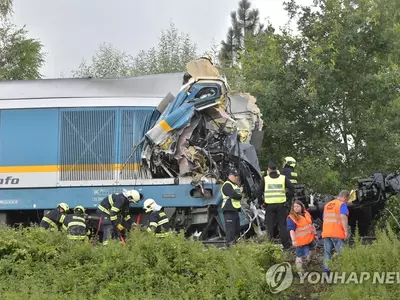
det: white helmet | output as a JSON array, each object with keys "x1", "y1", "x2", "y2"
[
  {"x1": 122, "y1": 189, "x2": 141, "y2": 203},
  {"x1": 143, "y1": 198, "x2": 157, "y2": 213}
]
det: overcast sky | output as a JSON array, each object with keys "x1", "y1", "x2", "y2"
[{"x1": 11, "y1": 0, "x2": 313, "y2": 78}]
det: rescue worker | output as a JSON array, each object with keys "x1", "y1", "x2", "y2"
[
  {"x1": 96, "y1": 189, "x2": 142, "y2": 245},
  {"x1": 221, "y1": 168, "x2": 243, "y2": 247},
  {"x1": 40, "y1": 202, "x2": 69, "y2": 230},
  {"x1": 287, "y1": 200, "x2": 318, "y2": 272},
  {"x1": 143, "y1": 198, "x2": 172, "y2": 237},
  {"x1": 261, "y1": 160, "x2": 295, "y2": 250},
  {"x1": 63, "y1": 205, "x2": 90, "y2": 241},
  {"x1": 321, "y1": 190, "x2": 350, "y2": 273},
  {"x1": 281, "y1": 156, "x2": 298, "y2": 184}
]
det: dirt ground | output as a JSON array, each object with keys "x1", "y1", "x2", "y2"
[{"x1": 284, "y1": 244, "x2": 331, "y2": 299}]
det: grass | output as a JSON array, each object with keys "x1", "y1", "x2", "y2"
[
  {"x1": 0, "y1": 225, "x2": 287, "y2": 300},
  {"x1": 0, "y1": 224, "x2": 398, "y2": 299}
]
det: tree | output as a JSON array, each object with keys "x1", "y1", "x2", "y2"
[
  {"x1": 0, "y1": 0, "x2": 12, "y2": 17},
  {"x1": 71, "y1": 22, "x2": 198, "y2": 78},
  {"x1": 241, "y1": 0, "x2": 400, "y2": 192},
  {"x1": 0, "y1": 0, "x2": 45, "y2": 80},
  {"x1": 132, "y1": 22, "x2": 197, "y2": 75},
  {"x1": 241, "y1": 30, "x2": 310, "y2": 167},
  {"x1": 220, "y1": 27, "x2": 237, "y2": 67},
  {"x1": 71, "y1": 43, "x2": 136, "y2": 78},
  {"x1": 292, "y1": 0, "x2": 400, "y2": 178},
  {"x1": 220, "y1": 0, "x2": 263, "y2": 67},
  {"x1": 203, "y1": 38, "x2": 221, "y2": 67}
]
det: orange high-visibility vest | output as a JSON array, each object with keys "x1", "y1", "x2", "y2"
[
  {"x1": 321, "y1": 199, "x2": 347, "y2": 239},
  {"x1": 287, "y1": 211, "x2": 315, "y2": 247}
]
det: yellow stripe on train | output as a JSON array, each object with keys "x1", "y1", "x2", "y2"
[{"x1": 159, "y1": 120, "x2": 173, "y2": 132}]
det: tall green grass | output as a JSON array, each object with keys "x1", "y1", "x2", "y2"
[
  {"x1": 321, "y1": 227, "x2": 400, "y2": 299},
  {"x1": 1, "y1": 223, "x2": 399, "y2": 299},
  {"x1": 0, "y1": 225, "x2": 286, "y2": 300}
]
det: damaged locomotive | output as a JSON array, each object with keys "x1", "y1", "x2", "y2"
[{"x1": 122, "y1": 58, "x2": 266, "y2": 241}]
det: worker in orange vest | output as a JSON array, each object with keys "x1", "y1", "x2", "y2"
[
  {"x1": 321, "y1": 190, "x2": 350, "y2": 273},
  {"x1": 287, "y1": 200, "x2": 318, "y2": 272}
]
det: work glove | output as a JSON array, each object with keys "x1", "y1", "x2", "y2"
[{"x1": 117, "y1": 224, "x2": 125, "y2": 231}]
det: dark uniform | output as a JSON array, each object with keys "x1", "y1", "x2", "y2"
[
  {"x1": 261, "y1": 161, "x2": 295, "y2": 249},
  {"x1": 96, "y1": 193, "x2": 132, "y2": 245},
  {"x1": 148, "y1": 209, "x2": 171, "y2": 237},
  {"x1": 282, "y1": 157, "x2": 308, "y2": 208},
  {"x1": 221, "y1": 173, "x2": 243, "y2": 246},
  {"x1": 63, "y1": 207, "x2": 89, "y2": 241},
  {"x1": 282, "y1": 166, "x2": 298, "y2": 184},
  {"x1": 40, "y1": 207, "x2": 68, "y2": 230}
]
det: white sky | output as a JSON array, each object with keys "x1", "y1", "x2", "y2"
[{"x1": 11, "y1": 0, "x2": 313, "y2": 78}]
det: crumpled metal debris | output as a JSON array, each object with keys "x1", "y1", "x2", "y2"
[{"x1": 141, "y1": 58, "x2": 264, "y2": 200}]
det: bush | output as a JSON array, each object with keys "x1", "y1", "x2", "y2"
[
  {"x1": 322, "y1": 227, "x2": 400, "y2": 299},
  {"x1": 376, "y1": 195, "x2": 400, "y2": 234},
  {"x1": 0, "y1": 225, "x2": 287, "y2": 300},
  {"x1": 1, "y1": 223, "x2": 399, "y2": 299}
]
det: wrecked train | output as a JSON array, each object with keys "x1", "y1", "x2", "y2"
[
  {"x1": 0, "y1": 58, "x2": 265, "y2": 241},
  {"x1": 137, "y1": 58, "x2": 266, "y2": 239}
]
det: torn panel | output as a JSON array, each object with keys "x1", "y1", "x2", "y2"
[
  {"x1": 157, "y1": 92, "x2": 176, "y2": 114},
  {"x1": 186, "y1": 58, "x2": 221, "y2": 79},
  {"x1": 175, "y1": 116, "x2": 202, "y2": 175}
]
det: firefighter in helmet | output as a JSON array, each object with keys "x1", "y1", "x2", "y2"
[
  {"x1": 282, "y1": 156, "x2": 298, "y2": 184},
  {"x1": 40, "y1": 202, "x2": 69, "y2": 230},
  {"x1": 63, "y1": 205, "x2": 90, "y2": 241},
  {"x1": 96, "y1": 189, "x2": 142, "y2": 245},
  {"x1": 143, "y1": 198, "x2": 172, "y2": 237}
]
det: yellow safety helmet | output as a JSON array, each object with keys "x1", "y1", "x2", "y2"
[
  {"x1": 348, "y1": 190, "x2": 357, "y2": 202},
  {"x1": 57, "y1": 203, "x2": 69, "y2": 212},
  {"x1": 284, "y1": 157, "x2": 297, "y2": 168},
  {"x1": 74, "y1": 205, "x2": 85, "y2": 214}
]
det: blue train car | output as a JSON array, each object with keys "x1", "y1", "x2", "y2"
[{"x1": 0, "y1": 74, "x2": 250, "y2": 239}]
